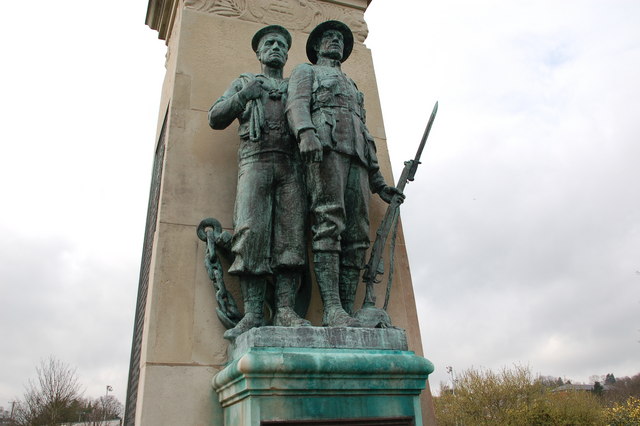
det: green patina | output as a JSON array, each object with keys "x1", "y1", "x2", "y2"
[
  {"x1": 214, "y1": 346, "x2": 432, "y2": 425},
  {"x1": 212, "y1": 327, "x2": 434, "y2": 425},
  {"x1": 206, "y1": 25, "x2": 311, "y2": 341}
]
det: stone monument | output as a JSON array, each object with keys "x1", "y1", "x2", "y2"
[{"x1": 126, "y1": 1, "x2": 436, "y2": 425}]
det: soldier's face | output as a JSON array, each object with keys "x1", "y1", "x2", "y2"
[
  {"x1": 316, "y1": 30, "x2": 344, "y2": 61},
  {"x1": 257, "y1": 33, "x2": 289, "y2": 68}
]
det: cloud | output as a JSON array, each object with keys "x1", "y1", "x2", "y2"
[
  {"x1": 0, "y1": 215, "x2": 139, "y2": 405},
  {"x1": 366, "y1": 0, "x2": 640, "y2": 392}
]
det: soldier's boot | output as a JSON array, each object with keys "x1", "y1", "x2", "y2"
[
  {"x1": 273, "y1": 272, "x2": 311, "y2": 327},
  {"x1": 315, "y1": 253, "x2": 360, "y2": 327},
  {"x1": 223, "y1": 276, "x2": 265, "y2": 341},
  {"x1": 339, "y1": 266, "x2": 361, "y2": 315}
]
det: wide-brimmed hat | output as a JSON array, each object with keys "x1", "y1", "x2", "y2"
[
  {"x1": 251, "y1": 25, "x2": 292, "y2": 52},
  {"x1": 306, "y1": 20, "x2": 354, "y2": 64}
]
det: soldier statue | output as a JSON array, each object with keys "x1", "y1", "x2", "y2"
[
  {"x1": 287, "y1": 21, "x2": 403, "y2": 327},
  {"x1": 209, "y1": 25, "x2": 310, "y2": 340}
]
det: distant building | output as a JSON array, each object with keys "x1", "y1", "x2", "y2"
[{"x1": 553, "y1": 383, "x2": 612, "y2": 392}]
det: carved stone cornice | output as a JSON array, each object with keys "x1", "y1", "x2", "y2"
[
  {"x1": 147, "y1": 0, "x2": 372, "y2": 43},
  {"x1": 145, "y1": 0, "x2": 180, "y2": 41}
]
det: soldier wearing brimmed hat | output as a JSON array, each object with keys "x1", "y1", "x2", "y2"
[
  {"x1": 209, "y1": 25, "x2": 310, "y2": 340},
  {"x1": 287, "y1": 21, "x2": 403, "y2": 327}
]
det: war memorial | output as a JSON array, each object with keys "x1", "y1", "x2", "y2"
[{"x1": 125, "y1": 0, "x2": 436, "y2": 424}]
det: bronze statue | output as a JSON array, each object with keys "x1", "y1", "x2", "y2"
[
  {"x1": 208, "y1": 25, "x2": 310, "y2": 340},
  {"x1": 287, "y1": 21, "x2": 403, "y2": 327}
]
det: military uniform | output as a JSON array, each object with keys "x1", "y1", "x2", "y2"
[
  {"x1": 287, "y1": 63, "x2": 385, "y2": 269},
  {"x1": 209, "y1": 73, "x2": 306, "y2": 276}
]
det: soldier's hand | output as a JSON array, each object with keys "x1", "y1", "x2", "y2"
[
  {"x1": 299, "y1": 129, "x2": 323, "y2": 163},
  {"x1": 379, "y1": 186, "x2": 405, "y2": 204},
  {"x1": 238, "y1": 77, "x2": 263, "y2": 102}
]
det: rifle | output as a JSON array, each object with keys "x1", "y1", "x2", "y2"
[{"x1": 361, "y1": 101, "x2": 439, "y2": 312}]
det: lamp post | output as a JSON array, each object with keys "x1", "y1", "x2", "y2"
[
  {"x1": 446, "y1": 366, "x2": 460, "y2": 426},
  {"x1": 104, "y1": 385, "x2": 113, "y2": 422},
  {"x1": 446, "y1": 366, "x2": 456, "y2": 396}
]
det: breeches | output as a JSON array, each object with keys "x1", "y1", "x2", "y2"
[{"x1": 306, "y1": 151, "x2": 370, "y2": 268}]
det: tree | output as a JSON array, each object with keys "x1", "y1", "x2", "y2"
[
  {"x1": 593, "y1": 381, "x2": 604, "y2": 396},
  {"x1": 13, "y1": 356, "x2": 83, "y2": 425},
  {"x1": 604, "y1": 396, "x2": 640, "y2": 425},
  {"x1": 605, "y1": 373, "x2": 616, "y2": 385},
  {"x1": 538, "y1": 375, "x2": 561, "y2": 389},
  {"x1": 12, "y1": 357, "x2": 125, "y2": 426},
  {"x1": 434, "y1": 365, "x2": 606, "y2": 425},
  {"x1": 531, "y1": 389, "x2": 606, "y2": 425},
  {"x1": 83, "y1": 395, "x2": 124, "y2": 425},
  {"x1": 604, "y1": 373, "x2": 640, "y2": 404},
  {"x1": 434, "y1": 365, "x2": 545, "y2": 425}
]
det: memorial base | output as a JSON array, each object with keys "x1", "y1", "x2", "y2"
[{"x1": 212, "y1": 327, "x2": 434, "y2": 425}]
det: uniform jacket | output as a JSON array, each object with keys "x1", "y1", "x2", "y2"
[{"x1": 286, "y1": 63, "x2": 386, "y2": 192}]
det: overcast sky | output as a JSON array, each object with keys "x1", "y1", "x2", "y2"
[{"x1": 1, "y1": 0, "x2": 639, "y2": 410}]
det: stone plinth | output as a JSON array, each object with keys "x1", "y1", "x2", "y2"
[
  {"x1": 213, "y1": 328, "x2": 434, "y2": 425},
  {"x1": 229, "y1": 326, "x2": 409, "y2": 356}
]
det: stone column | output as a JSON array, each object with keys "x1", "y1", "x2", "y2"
[{"x1": 125, "y1": 0, "x2": 436, "y2": 424}]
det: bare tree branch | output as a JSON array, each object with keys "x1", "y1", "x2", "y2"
[{"x1": 13, "y1": 356, "x2": 84, "y2": 426}]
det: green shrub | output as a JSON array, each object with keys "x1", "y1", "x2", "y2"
[
  {"x1": 604, "y1": 396, "x2": 640, "y2": 426},
  {"x1": 434, "y1": 365, "x2": 606, "y2": 425}
]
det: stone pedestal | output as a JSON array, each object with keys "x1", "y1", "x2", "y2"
[{"x1": 213, "y1": 328, "x2": 434, "y2": 425}]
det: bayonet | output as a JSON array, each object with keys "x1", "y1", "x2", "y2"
[{"x1": 360, "y1": 101, "x2": 438, "y2": 312}]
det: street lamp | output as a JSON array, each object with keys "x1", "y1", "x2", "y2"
[
  {"x1": 446, "y1": 366, "x2": 456, "y2": 395},
  {"x1": 104, "y1": 385, "x2": 113, "y2": 422}
]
